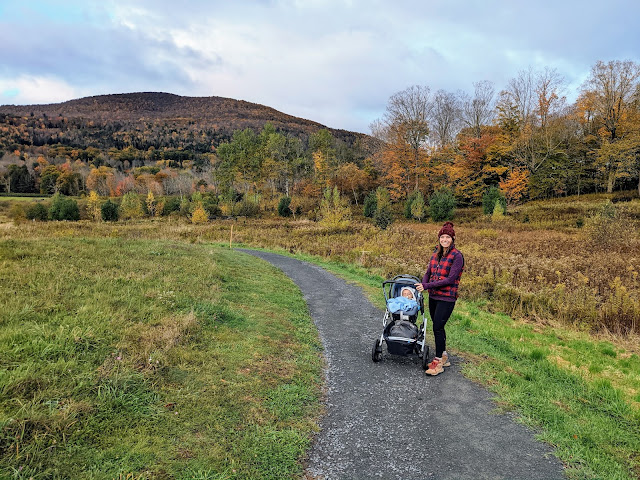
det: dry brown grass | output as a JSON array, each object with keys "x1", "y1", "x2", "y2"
[{"x1": 4, "y1": 202, "x2": 639, "y2": 340}]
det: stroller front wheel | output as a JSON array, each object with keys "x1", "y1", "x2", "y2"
[{"x1": 371, "y1": 339, "x2": 383, "y2": 362}]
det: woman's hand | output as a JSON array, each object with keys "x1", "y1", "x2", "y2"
[{"x1": 415, "y1": 283, "x2": 424, "y2": 292}]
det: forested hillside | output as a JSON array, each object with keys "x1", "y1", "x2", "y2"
[{"x1": 1, "y1": 59, "x2": 639, "y2": 212}]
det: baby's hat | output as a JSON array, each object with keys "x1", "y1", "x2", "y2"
[{"x1": 400, "y1": 286, "x2": 416, "y2": 299}]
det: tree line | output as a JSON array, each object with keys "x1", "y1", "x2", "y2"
[{"x1": 1, "y1": 59, "x2": 639, "y2": 211}]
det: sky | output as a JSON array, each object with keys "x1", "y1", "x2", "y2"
[{"x1": 1, "y1": 0, "x2": 639, "y2": 134}]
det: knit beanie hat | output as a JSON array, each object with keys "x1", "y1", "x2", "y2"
[{"x1": 438, "y1": 221, "x2": 455, "y2": 239}]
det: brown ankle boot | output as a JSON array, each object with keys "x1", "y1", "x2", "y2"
[
  {"x1": 425, "y1": 358, "x2": 444, "y2": 375},
  {"x1": 441, "y1": 352, "x2": 450, "y2": 367}
]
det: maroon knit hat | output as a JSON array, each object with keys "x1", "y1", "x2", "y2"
[{"x1": 438, "y1": 221, "x2": 455, "y2": 239}]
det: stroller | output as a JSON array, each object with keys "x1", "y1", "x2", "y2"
[{"x1": 371, "y1": 274, "x2": 430, "y2": 370}]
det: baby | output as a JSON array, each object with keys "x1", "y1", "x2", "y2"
[{"x1": 387, "y1": 286, "x2": 419, "y2": 314}]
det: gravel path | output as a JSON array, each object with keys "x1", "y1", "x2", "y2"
[{"x1": 239, "y1": 249, "x2": 566, "y2": 480}]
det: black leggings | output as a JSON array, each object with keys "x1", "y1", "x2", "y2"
[{"x1": 428, "y1": 298, "x2": 456, "y2": 358}]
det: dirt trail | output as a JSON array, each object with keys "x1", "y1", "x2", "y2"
[{"x1": 240, "y1": 249, "x2": 565, "y2": 480}]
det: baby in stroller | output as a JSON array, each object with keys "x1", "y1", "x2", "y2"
[
  {"x1": 386, "y1": 286, "x2": 419, "y2": 319},
  {"x1": 372, "y1": 276, "x2": 429, "y2": 365}
]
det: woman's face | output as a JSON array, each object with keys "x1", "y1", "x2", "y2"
[{"x1": 439, "y1": 234, "x2": 452, "y2": 249}]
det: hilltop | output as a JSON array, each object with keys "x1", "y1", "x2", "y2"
[{"x1": 0, "y1": 92, "x2": 379, "y2": 152}]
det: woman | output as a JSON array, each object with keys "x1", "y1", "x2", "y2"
[{"x1": 415, "y1": 221, "x2": 464, "y2": 376}]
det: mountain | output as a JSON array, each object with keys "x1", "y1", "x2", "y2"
[{"x1": 0, "y1": 92, "x2": 379, "y2": 153}]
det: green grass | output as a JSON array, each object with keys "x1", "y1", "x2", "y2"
[
  {"x1": 0, "y1": 239, "x2": 323, "y2": 479},
  {"x1": 247, "y1": 244, "x2": 640, "y2": 480}
]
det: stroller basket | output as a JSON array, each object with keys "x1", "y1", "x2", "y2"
[{"x1": 384, "y1": 320, "x2": 418, "y2": 356}]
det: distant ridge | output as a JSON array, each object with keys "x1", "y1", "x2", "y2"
[{"x1": 0, "y1": 92, "x2": 378, "y2": 151}]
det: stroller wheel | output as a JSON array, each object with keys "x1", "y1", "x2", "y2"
[
  {"x1": 371, "y1": 339, "x2": 383, "y2": 362},
  {"x1": 421, "y1": 345, "x2": 430, "y2": 370}
]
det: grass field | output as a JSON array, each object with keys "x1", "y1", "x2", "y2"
[
  {"x1": 1, "y1": 192, "x2": 639, "y2": 479},
  {"x1": 0, "y1": 238, "x2": 324, "y2": 479}
]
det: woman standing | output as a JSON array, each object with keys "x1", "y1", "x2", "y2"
[{"x1": 415, "y1": 222, "x2": 464, "y2": 376}]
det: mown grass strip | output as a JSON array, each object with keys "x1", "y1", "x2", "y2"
[{"x1": 0, "y1": 239, "x2": 323, "y2": 479}]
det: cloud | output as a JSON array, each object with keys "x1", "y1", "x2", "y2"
[
  {"x1": 0, "y1": 0, "x2": 639, "y2": 133},
  {"x1": 0, "y1": 75, "x2": 84, "y2": 105}
]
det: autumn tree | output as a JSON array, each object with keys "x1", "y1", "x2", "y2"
[
  {"x1": 334, "y1": 162, "x2": 369, "y2": 205},
  {"x1": 86, "y1": 166, "x2": 115, "y2": 196},
  {"x1": 86, "y1": 191, "x2": 102, "y2": 221},
  {"x1": 430, "y1": 90, "x2": 461, "y2": 147},
  {"x1": 581, "y1": 60, "x2": 640, "y2": 192},
  {"x1": 460, "y1": 80, "x2": 495, "y2": 138},
  {"x1": 374, "y1": 85, "x2": 432, "y2": 191}
]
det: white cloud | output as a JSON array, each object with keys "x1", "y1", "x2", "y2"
[
  {"x1": 0, "y1": 0, "x2": 639, "y2": 133},
  {"x1": 0, "y1": 75, "x2": 86, "y2": 105}
]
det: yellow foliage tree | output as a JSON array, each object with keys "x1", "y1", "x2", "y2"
[
  {"x1": 191, "y1": 202, "x2": 209, "y2": 224},
  {"x1": 319, "y1": 186, "x2": 351, "y2": 230},
  {"x1": 86, "y1": 190, "x2": 102, "y2": 221},
  {"x1": 146, "y1": 191, "x2": 156, "y2": 217}
]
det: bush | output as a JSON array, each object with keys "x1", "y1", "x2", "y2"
[
  {"x1": 410, "y1": 191, "x2": 426, "y2": 221},
  {"x1": 278, "y1": 196, "x2": 292, "y2": 217},
  {"x1": 191, "y1": 202, "x2": 209, "y2": 224},
  {"x1": 26, "y1": 202, "x2": 48, "y2": 221},
  {"x1": 101, "y1": 199, "x2": 119, "y2": 221},
  {"x1": 373, "y1": 187, "x2": 393, "y2": 230},
  {"x1": 235, "y1": 199, "x2": 260, "y2": 217},
  {"x1": 119, "y1": 192, "x2": 144, "y2": 220},
  {"x1": 429, "y1": 187, "x2": 456, "y2": 222},
  {"x1": 482, "y1": 186, "x2": 507, "y2": 215},
  {"x1": 363, "y1": 191, "x2": 377, "y2": 218},
  {"x1": 319, "y1": 186, "x2": 351, "y2": 229},
  {"x1": 586, "y1": 200, "x2": 620, "y2": 246},
  {"x1": 48, "y1": 193, "x2": 80, "y2": 221},
  {"x1": 162, "y1": 196, "x2": 182, "y2": 215},
  {"x1": 404, "y1": 191, "x2": 419, "y2": 219},
  {"x1": 201, "y1": 193, "x2": 220, "y2": 217}
]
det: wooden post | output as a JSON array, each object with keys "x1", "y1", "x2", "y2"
[{"x1": 229, "y1": 224, "x2": 233, "y2": 249}]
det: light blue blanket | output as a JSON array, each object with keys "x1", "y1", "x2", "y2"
[{"x1": 386, "y1": 297, "x2": 418, "y2": 314}]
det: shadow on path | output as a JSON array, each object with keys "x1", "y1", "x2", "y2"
[{"x1": 239, "y1": 249, "x2": 565, "y2": 480}]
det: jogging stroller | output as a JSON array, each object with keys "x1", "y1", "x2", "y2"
[{"x1": 371, "y1": 274, "x2": 430, "y2": 370}]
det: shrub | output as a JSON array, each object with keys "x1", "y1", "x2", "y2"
[
  {"x1": 278, "y1": 196, "x2": 292, "y2": 217},
  {"x1": 9, "y1": 203, "x2": 26, "y2": 223},
  {"x1": 191, "y1": 202, "x2": 209, "y2": 224},
  {"x1": 162, "y1": 196, "x2": 182, "y2": 215},
  {"x1": 410, "y1": 191, "x2": 426, "y2": 221},
  {"x1": 235, "y1": 199, "x2": 260, "y2": 217},
  {"x1": 492, "y1": 201, "x2": 505, "y2": 220},
  {"x1": 86, "y1": 191, "x2": 102, "y2": 221},
  {"x1": 586, "y1": 200, "x2": 620, "y2": 246},
  {"x1": 48, "y1": 193, "x2": 80, "y2": 221},
  {"x1": 101, "y1": 199, "x2": 119, "y2": 221},
  {"x1": 373, "y1": 187, "x2": 393, "y2": 230},
  {"x1": 482, "y1": 186, "x2": 507, "y2": 215},
  {"x1": 363, "y1": 191, "x2": 377, "y2": 218},
  {"x1": 319, "y1": 186, "x2": 351, "y2": 229},
  {"x1": 404, "y1": 191, "x2": 420, "y2": 219},
  {"x1": 145, "y1": 191, "x2": 156, "y2": 217},
  {"x1": 429, "y1": 187, "x2": 456, "y2": 222},
  {"x1": 201, "y1": 193, "x2": 220, "y2": 217},
  {"x1": 119, "y1": 192, "x2": 143, "y2": 220},
  {"x1": 25, "y1": 202, "x2": 49, "y2": 221}
]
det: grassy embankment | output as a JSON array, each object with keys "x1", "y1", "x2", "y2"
[{"x1": 0, "y1": 238, "x2": 323, "y2": 479}]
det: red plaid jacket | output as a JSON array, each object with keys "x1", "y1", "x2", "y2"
[{"x1": 423, "y1": 247, "x2": 464, "y2": 300}]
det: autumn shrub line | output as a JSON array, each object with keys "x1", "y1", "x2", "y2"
[{"x1": 4, "y1": 194, "x2": 640, "y2": 335}]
